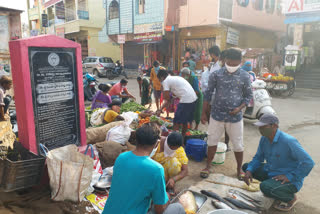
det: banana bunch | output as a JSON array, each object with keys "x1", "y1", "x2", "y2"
[{"x1": 271, "y1": 74, "x2": 294, "y2": 81}]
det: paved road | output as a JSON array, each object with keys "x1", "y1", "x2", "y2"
[{"x1": 98, "y1": 77, "x2": 320, "y2": 214}]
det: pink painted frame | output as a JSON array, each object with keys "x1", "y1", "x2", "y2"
[{"x1": 9, "y1": 35, "x2": 86, "y2": 154}]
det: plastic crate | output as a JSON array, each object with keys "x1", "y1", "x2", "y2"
[{"x1": 0, "y1": 142, "x2": 45, "y2": 192}]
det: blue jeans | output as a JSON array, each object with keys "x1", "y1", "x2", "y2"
[{"x1": 111, "y1": 94, "x2": 129, "y2": 103}]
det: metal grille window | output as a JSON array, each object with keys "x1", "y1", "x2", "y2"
[
  {"x1": 219, "y1": 0, "x2": 233, "y2": 20},
  {"x1": 109, "y1": 0, "x2": 119, "y2": 20},
  {"x1": 265, "y1": 0, "x2": 275, "y2": 14},
  {"x1": 138, "y1": 0, "x2": 145, "y2": 14}
]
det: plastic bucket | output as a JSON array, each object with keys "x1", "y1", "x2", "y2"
[
  {"x1": 207, "y1": 209, "x2": 248, "y2": 214},
  {"x1": 212, "y1": 142, "x2": 227, "y2": 165},
  {"x1": 185, "y1": 139, "x2": 207, "y2": 162}
]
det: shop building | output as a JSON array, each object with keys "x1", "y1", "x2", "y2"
[
  {"x1": 176, "y1": 0, "x2": 286, "y2": 70},
  {"x1": 27, "y1": 0, "x2": 120, "y2": 60},
  {"x1": 106, "y1": 0, "x2": 178, "y2": 70},
  {"x1": 0, "y1": 7, "x2": 22, "y2": 72},
  {"x1": 284, "y1": 0, "x2": 320, "y2": 89}
]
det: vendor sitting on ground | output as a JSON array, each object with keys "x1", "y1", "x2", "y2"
[
  {"x1": 109, "y1": 78, "x2": 136, "y2": 103},
  {"x1": 152, "y1": 132, "x2": 188, "y2": 194},
  {"x1": 103, "y1": 99, "x2": 124, "y2": 124},
  {"x1": 91, "y1": 84, "x2": 112, "y2": 110},
  {"x1": 243, "y1": 114, "x2": 314, "y2": 212},
  {"x1": 0, "y1": 76, "x2": 13, "y2": 121},
  {"x1": 103, "y1": 123, "x2": 185, "y2": 214}
]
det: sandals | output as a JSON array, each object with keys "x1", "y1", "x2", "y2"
[
  {"x1": 273, "y1": 199, "x2": 298, "y2": 212},
  {"x1": 200, "y1": 169, "x2": 211, "y2": 178}
]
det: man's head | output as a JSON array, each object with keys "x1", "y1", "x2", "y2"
[
  {"x1": 180, "y1": 67, "x2": 191, "y2": 80},
  {"x1": 167, "y1": 132, "x2": 183, "y2": 151},
  {"x1": 182, "y1": 61, "x2": 190, "y2": 68},
  {"x1": 153, "y1": 60, "x2": 160, "y2": 68},
  {"x1": 209, "y1": 45, "x2": 221, "y2": 63},
  {"x1": 157, "y1": 68, "x2": 169, "y2": 82},
  {"x1": 254, "y1": 114, "x2": 279, "y2": 138},
  {"x1": 120, "y1": 78, "x2": 128, "y2": 87},
  {"x1": 137, "y1": 76, "x2": 142, "y2": 85},
  {"x1": 136, "y1": 123, "x2": 161, "y2": 151},
  {"x1": 225, "y1": 48, "x2": 242, "y2": 73},
  {"x1": 0, "y1": 76, "x2": 12, "y2": 90},
  {"x1": 108, "y1": 99, "x2": 122, "y2": 113}
]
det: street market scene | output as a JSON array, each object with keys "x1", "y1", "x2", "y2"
[{"x1": 0, "y1": 0, "x2": 320, "y2": 214}]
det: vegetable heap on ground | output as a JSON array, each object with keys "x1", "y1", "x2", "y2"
[
  {"x1": 120, "y1": 101, "x2": 146, "y2": 113},
  {"x1": 185, "y1": 130, "x2": 206, "y2": 136}
]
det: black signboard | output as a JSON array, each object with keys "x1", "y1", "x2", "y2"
[
  {"x1": 42, "y1": 14, "x2": 48, "y2": 27},
  {"x1": 29, "y1": 47, "x2": 81, "y2": 151}
]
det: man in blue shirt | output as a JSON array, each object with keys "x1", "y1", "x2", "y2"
[
  {"x1": 243, "y1": 114, "x2": 314, "y2": 212},
  {"x1": 103, "y1": 123, "x2": 185, "y2": 214},
  {"x1": 201, "y1": 48, "x2": 253, "y2": 179}
]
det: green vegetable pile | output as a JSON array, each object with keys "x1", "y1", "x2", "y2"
[
  {"x1": 150, "y1": 115, "x2": 164, "y2": 125},
  {"x1": 187, "y1": 130, "x2": 206, "y2": 135},
  {"x1": 120, "y1": 101, "x2": 146, "y2": 113}
]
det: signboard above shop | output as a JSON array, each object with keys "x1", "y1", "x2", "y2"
[
  {"x1": 226, "y1": 27, "x2": 240, "y2": 46},
  {"x1": 285, "y1": 0, "x2": 320, "y2": 14},
  {"x1": 134, "y1": 22, "x2": 163, "y2": 34}
]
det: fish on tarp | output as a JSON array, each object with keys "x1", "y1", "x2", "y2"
[
  {"x1": 224, "y1": 197, "x2": 261, "y2": 213},
  {"x1": 228, "y1": 189, "x2": 263, "y2": 208},
  {"x1": 178, "y1": 191, "x2": 198, "y2": 214},
  {"x1": 211, "y1": 200, "x2": 232, "y2": 210},
  {"x1": 200, "y1": 190, "x2": 237, "y2": 210},
  {"x1": 227, "y1": 192, "x2": 256, "y2": 207}
]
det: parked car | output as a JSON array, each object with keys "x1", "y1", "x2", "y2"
[{"x1": 82, "y1": 56, "x2": 115, "y2": 77}]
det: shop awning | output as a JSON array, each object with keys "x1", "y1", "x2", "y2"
[{"x1": 285, "y1": 12, "x2": 320, "y2": 24}]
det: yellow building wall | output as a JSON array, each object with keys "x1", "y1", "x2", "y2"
[{"x1": 87, "y1": 28, "x2": 121, "y2": 60}]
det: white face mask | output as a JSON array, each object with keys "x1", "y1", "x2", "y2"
[
  {"x1": 164, "y1": 138, "x2": 176, "y2": 157},
  {"x1": 149, "y1": 144, "x2": 158, "y2": 157},
  {"x1": 225, "y1": 63, "x2": 240, "y2": 73}
]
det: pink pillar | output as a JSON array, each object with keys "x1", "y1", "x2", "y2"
[{"x1": 9, "y1": 35, "x2": 86, "y2": 154}]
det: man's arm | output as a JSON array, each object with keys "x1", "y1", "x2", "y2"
[
  {"x1": 242, "y1": 73, "x2": 253, "y2": 106},
  {"x1": 285, "y1": 138, "x2": 315, "y2": 183},
  {"x1": 152, "y1": 167, "x2": 170, "y2": 214},
  {"x1": 0, "y1": 106, "x2": 5, "y2": 121},
  {"x1": 123, "y1": 88, "x2": 135, "y2": 99},
  {"x1": 157, "y1": 91, "x2": 170, "y2": 115},
  {"x1": 230, "y1": 73, "x2": 253, "y2": 115},
  {"x1": 246, "y1": 138, "x2": 265, "y2": 173}
]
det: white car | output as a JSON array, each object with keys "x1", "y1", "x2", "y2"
[{"x1": 82, "y1": 56, "x2": 115, "y2": 77}]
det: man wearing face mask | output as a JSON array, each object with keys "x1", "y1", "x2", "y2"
[
  {"x1": 103, "y1": 123, "x2": 186, "y2": 214},
  {"x1": 201, "y1": 48, "x2": 253, "y2": 179},
  {"x1": 150, "y1": 61, "x2": 165, "y2": 111},
  {"x1": 109, "y1": 78, "x2": 136, "y2": 103},
  {"x1": 243, "y1": 114, "x2": 314, "y2": 212},
  {"x1": 152, "y1": 132, "x2": 188, "y2": 195}
]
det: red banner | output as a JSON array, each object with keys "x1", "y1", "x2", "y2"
[{"x1": 133, "y1": 31, "x2": 162, "y2": 43}]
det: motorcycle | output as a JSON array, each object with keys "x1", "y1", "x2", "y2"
[
  {"x1": 83, "y1": 72, "x2": 98, "y2": 101},
  {"x1": 108, "y1": 61, "x2": 128, "y2": 80},
  {"x1": 244, "y1": 79, "x2": 276, "y2": 120}
]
